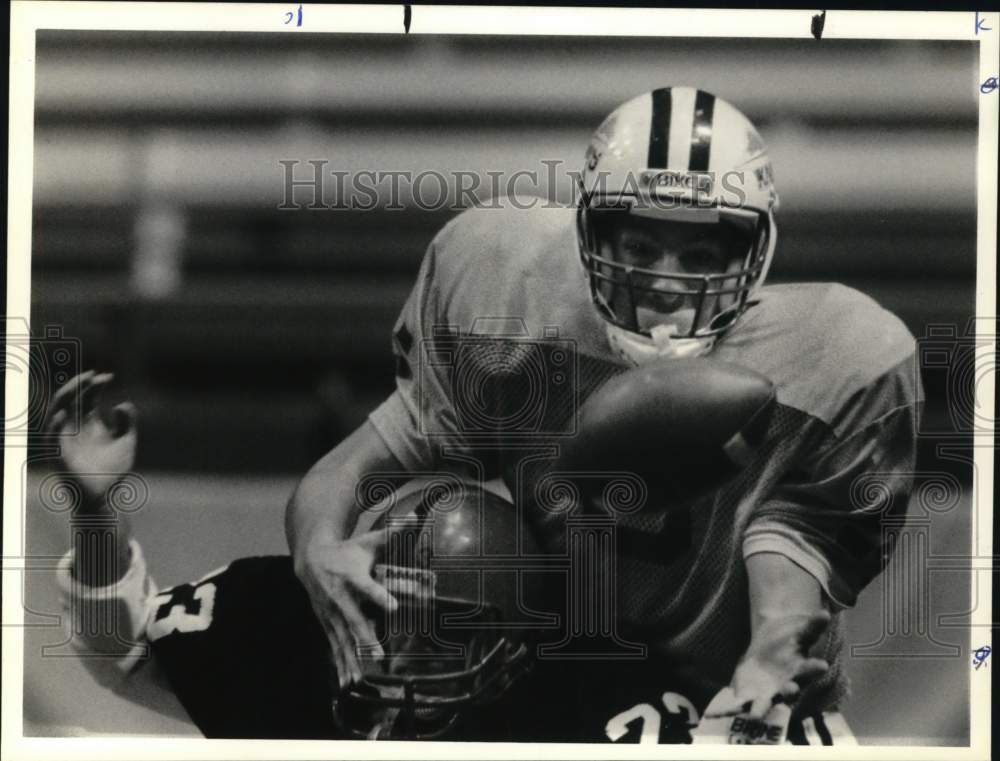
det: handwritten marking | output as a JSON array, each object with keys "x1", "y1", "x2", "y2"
[
  {"x1": 811, "y1": 10, "x2": 826, "y2": 40},
  {"x1": 972, "y1": 645, "x2": 991, "y2": 669},
  {"x1": 284, "y1": 4, "x2": 303, "y2": 27},
  {"x1": 975, "y1": 11, "x2": 991, "y2": 34},
  {"x1": 981, "y1": 76, "x2": 998, "y2": 95}
]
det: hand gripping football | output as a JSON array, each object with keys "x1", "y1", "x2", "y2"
[{"x1": 556, "y1": 358, "x2": 776, "y2": 507}]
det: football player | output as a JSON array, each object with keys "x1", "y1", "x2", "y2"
[
  {"x1": 49, "y1": 371, "x2": 848, "y2": 744},
  {"x1": 46, "y1": 371, "x2": 544, "y2": 739},
  {"x1": 287, "y1": 86, "x2": 922, "y2": 744}
]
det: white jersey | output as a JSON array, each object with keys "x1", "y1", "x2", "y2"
[{"x1": 367, "y1": 200, "x2": 922, "y2": 717}]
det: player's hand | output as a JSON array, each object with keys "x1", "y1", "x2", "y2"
[
  {"x1": 44, "y1": 371, "x2": 138, "y2": 503},
  {"x1": 703, "y1": 610, "x2": 830, "y2": 720},
  {"x1": 294, "y1": 528, "x2": 398, "y2": 689}
]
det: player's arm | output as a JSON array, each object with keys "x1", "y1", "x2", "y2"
[
  {"x1": 45, "y1": 371, "x2": 161, "y2": 687},
  {"x1": 285, "y1": 419, "x2": 401, "y2": 551},
  {"x1": 47, "y1": 371, "x2": 137, "y2": 586},
  {"x1": 746, "y1": 552, "x2": 824, "y2": 627},
  {"x1": 730, "y1": 553, "x2": 832, "y2": 718},
  {"x1": 285, "y1": 418, "x2": 407, "y2": 687},
  {"x1": 286, "y1": 235, "x2": 464, "y2": 688},
  {"x1": 699, "y1": 549, "x2": 831, "y2": 726},
  {"x1": 713, "y1": 357, "x2": 922, "y2": 720}
]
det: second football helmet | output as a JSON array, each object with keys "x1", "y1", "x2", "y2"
[
  {"x1": 576, "y1": 86, "x2": 780, "y2": 364},
  {"x1": 333, "y1": 479, "x2": 549, "y2": 740}
]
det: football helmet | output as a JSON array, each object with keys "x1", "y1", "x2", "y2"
[
  {"x1": 576, "y1": 87, "x2": 780, "y2": 364},
  {"x1": 332, "y1": 479, "x2": 549, "y2": 740}
]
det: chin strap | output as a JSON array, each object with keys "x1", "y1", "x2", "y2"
[{"x1": 606, "y1": 323, "x2": 716, "y2": 365}]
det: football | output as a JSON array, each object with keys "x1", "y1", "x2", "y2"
[{"x1": 555, "y1": 358, "x2": 776, "y2": 507}]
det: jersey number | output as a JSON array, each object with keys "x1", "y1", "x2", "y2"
[
  {"x1": 605, "y1": 692, "x2": 699, "y2": 744},
  {"x1": 147, "y1": 582, "x2": 217, "y2": 641}
]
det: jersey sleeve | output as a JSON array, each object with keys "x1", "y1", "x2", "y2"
[
  {"x1": 368, "y1": 226, "x2": 472, "y2": 471},
  {"x1": 55, "y1": 539, "x2": 159, "y2": 687},
  {"x1": 743, "y1": 353, "x2": 923, "y2": 609}
]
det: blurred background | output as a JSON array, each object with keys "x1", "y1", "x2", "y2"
[{"x1": 22, "y1": 32, "x2": 980, "y2": 744}]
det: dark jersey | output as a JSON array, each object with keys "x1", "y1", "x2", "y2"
[
  {"x1": 145, "y1": 556, "x2": 335, "y2": 738},
  {"x1": 59, "y1": 550, "x2": 851, "y2": 743}
]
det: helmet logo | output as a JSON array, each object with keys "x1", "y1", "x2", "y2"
[
  {"x1": 753, "y1": 163, "x2": 775, "y2": 191},
  {"x1": 375, "y1": 563, "x2": 437, "y2": 599},
  {"x1": 641, "y1": 169, "x2": 714, "y2": 195}
]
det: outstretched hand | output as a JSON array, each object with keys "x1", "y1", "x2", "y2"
[
  {"x1": 45, "y1": 370, "x2": 137, "y2": 502},
  {"x1": 704, "y1": 610, "x2": 831, "y2": 720},
  {"x1": 295, "y1": 527, "x2": 399, "y2": 689}
]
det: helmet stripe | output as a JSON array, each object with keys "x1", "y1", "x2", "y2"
[
  {"x1": 646, "y1": 87, "x2": 671, "y2": 169},
  {"x1": 688, "y1": 90, "x2": 716, "y2": 171}
]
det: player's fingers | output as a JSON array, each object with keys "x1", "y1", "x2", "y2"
[
  {"x1": 778, "y1": 681, "x2": 800, "y2": 702},
  {"x1": 327, "y1": 587, "x2": 368, "y2": 681},
  {"x1": 798, "y1": 610, "x2": 832, "y2": 649},
  {"x1": 702, "y1": 704, "x2": 746, "y2": 718},
  {"x1": 794, "y1": 657, "x2": 829, "y2": 682},
  {"x1": 702, "y1": 688, "x2": 750, "y2": 718},
  {"x1": 352, "y1": 575, "x2": 398, "y2": 613},
  {"x1": 324, "y1": 623, "x2": 347, "y2": 688},
  {"x1": 747, "y1": 694, "x2": 774, "y2": 721},
  {"x1": 48, "y1": 370, "x2": 95, "y2": 422},
  {"x1": 326, "y1": 608, "x2": 357, "y2": 689},
  {"x1": 338, "y1": 590, "x2": 384, "y2": 662},
  {"x1": 315, "y1": 582, "x2": 360, "y2": 689},
  {"x1": 66, "y1": 373, "x2": 98, "y2": 434},
  {"x1": 109, "y1": 402, "x2": 138, "y2": 438},
  {"x1": 354, "y1": 521, "x2": 423, "y2": 551},
  {"x1": 80, "y1": 372, "x2": 115, "y2": 420},
  {"x1": 45, "y1": 408, "x2": 68, "y2": 437},
  {"x1": 353, "y1": 527, "x2": 391, "y2": 550},
  {"x1": 309, "y1": 597, "x2": 347, "y2": 688}
]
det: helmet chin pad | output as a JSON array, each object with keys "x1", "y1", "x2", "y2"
[
  {"x1": 635, "y1": 305, "x2": 698, "y2": 335},
  {"x1": 606, "y1": 322, "x2": 716, "y2": 364}
]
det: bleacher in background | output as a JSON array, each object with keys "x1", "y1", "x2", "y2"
[{"x1": 30, "y1": 32, "x2": 978, "y2": 474}]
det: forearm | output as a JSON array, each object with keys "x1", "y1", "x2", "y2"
[
  {"x1": 58, "y1": 499, "x2": 152, "y2": 680},
  {"x1": 707, "y1": 552, "x2": 831, "y2": 719},
  {"x1": 71, "y1": 487, "x2": 134, "y2": 588},
  {"x1": 745, "y1": 552, "x2": 825, "y2": 632},
  {"x1": 285, "y1": 419, "x2": 403, "y2": 555}
]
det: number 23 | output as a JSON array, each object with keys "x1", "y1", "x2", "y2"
[{"x1": 605, "y1": 692, "x2": 699, "y2": 743}]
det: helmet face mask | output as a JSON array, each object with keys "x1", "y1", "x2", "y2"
[
  {"x1": 580, "y1": 202, "x2": 769, "y2": 340},
  {"x1": 334, "y1": 595, "x2": 530, "y2": 740},
  {"x1": 575, "y1": 86, "x2": 779, "y2": 363}
]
